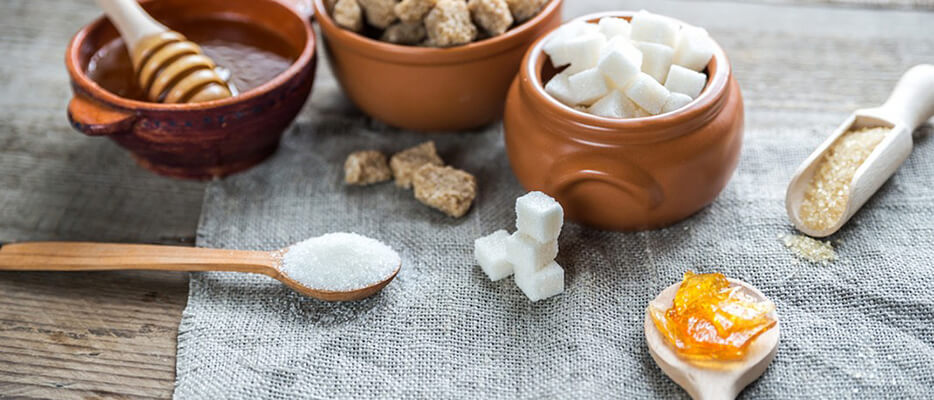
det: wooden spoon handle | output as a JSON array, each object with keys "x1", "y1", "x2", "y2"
[
  {"x1": 0, "y1": 242, "x2": 279, "y2": 275},
  {"x1": 878, "y1": 64, "x2": 934, "y2": 131},
  {"x1": 95, "y1": 0, "x2": 167, "y2": 53}
]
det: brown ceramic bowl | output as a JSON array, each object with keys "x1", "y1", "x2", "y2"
[
  {"x1": 504, "y1": 12, "x2": 744, "y2": 231},
  {"x1": 65, "y1": 0, "x2": 316, "y2": 180},
  {"x1": 312, "y1": 0, "x2": 562, "y2": 132}
]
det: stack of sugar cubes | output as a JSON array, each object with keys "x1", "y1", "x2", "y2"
[
  {"x1": 474, "y1": 191, "x2": 565, "y2": 301},
  {"x1": 543, "y1": 10, "x2": 715, "y2": 118}
]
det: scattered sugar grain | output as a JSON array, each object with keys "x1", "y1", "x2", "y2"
[
  {"x1": 282, "y1": 232, "x2": 401, "y2": 291},
  {"x1": 779, "y1": 234, "x2": 836, "y2": 264}
]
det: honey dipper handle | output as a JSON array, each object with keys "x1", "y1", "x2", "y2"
[
  {"x1": 95, "y1": 0, "x2": 168, "y2": 53},
  {"x1": 878, "y1": 64, "x2": 934, "y2": 131},
  {"x1": 0, "y1": 242, "x2": 279, "y2": 276}
]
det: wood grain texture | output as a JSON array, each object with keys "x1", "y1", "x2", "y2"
[
  {"x1": 0, "y1": 0, "x2": 931, "y2": 399},
  {"x1": 0, "y1": 0, "x2": 204, "y2": 398}
]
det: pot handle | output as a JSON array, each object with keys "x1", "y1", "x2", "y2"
[
  {"x1": 67, "y1": 94, "x2": 137, "y2": 136},
  {"x1": 545, "y1": 154, "x2": 665, "y2": 211}
]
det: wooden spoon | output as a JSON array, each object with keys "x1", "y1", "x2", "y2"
[
  {"x1": 786, "y1": 64, "x2": 934, "y2": 237},
  {"x1": 95, "y1": 0, "x2": 235, "y2": 103},
  {"x1": 0, "y1": 242, "x2": 399, "y2": 301},
  {"x1": 644, "y1": 279, "x2": 780, "y2": 400}
]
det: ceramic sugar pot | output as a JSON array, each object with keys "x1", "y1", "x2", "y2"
[{"x1": 504, "y1": 12, "x2": 744, "y2": 231}]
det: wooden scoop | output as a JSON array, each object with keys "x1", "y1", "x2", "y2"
[
  {"x1": 786, "y1": 64, "x2": 934, "y2": 237},
  {"x1": 0, "y1": 242, "x2": 399, "y2": 301},
  {"x1": 96, "y1": 0, "x2": 234, "y2": 103},
  {"x1": 644, "y1": 279, "x2": 780, "y2": 400}
]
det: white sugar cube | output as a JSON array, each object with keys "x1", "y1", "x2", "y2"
[
  {"x1": 664, "y1": 65, "x2": 706, "y2": 99},
  {"x1": 568, "y1": 68, "x2": 610, "y2": 106},
  {"x1": 587, "y1": 90, "x2": 627, "y2": 118},
  {"x1": 630, "y1": 10, "x2": 679, "y2": 47},
  {"x1": 597, "y1": 42, "x2": 642, "y2": 89},
  {"x1": 544, "y1": 20, "x2": 595, "y2": 68},
  {"x1": 562, "y1": 32, "x2": 606, "y2": 74},
  {"x1": 598, "y1": 17, "x2": 631, "y2": 39},
  {"x1": 636, "y1": 42, "x2": 674, "y2": 83},
  {"x1": 625, "y1": 72, "x2": 670, "y2": 115},
  {"x1": 588, "y1": 90, "x2": 644, "y2": 118},
  {"x1": 515, "y1": 260, "x2": 565, "y2": 302},
  {"x1": 516, "y1": 191, "x2": 563, "y2": 243},
  {"x1": 474, "y1": 230, "x2": 513, "y2": 281},
  {"x1": 674, "y1": 26, "x2": 714, "y2": 71},
  {"x1": 505, "y1": 232, "x2": 558, "y2": 275},
  {"x1": 544, "y1": 71, "x2": 575, "y2": 106},
  {"x1": 661, "y1": 92, "x2": 692, "y2": 114}
]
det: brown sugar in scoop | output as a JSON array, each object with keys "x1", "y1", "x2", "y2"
[{"x1": 96, "y1": 0, "x2": 234, "y2": 103}]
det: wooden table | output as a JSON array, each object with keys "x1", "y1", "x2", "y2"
[{"x1": 0, "y1": 0, "x2": 931, "y2": 398}]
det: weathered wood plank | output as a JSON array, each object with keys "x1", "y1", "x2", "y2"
[{"x1": 0, "y1": 0, "x2": 203, "y2": 398}]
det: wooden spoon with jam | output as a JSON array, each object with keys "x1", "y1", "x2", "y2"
[{"x1": 644, "y1": 272, "x2": 780, "y2": 400}]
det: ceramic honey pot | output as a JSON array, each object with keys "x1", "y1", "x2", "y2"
[
  {"x1": 504, "y1": 12, "x2": 744, "y2": 231},
  {"x1": 65, "y1": 0, "x2": 317, "y2": 179}
]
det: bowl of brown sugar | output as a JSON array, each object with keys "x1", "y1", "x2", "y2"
[
  {"x1": 312, "y1": 0, "x2": 562, "y2": 132},
  {"x1": 66, "y1": 0, "x2": 317, "y2": 179}
]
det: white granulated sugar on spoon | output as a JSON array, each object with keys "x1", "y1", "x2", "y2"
[{"x1": 281, "y1": 232, "x2": 401, "y2": 292}]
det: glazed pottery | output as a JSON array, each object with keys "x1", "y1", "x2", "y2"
[
  {"x1": 504, "y1": 12, "x2": 744, "y2": 231},
  {"x1": 312, "y1": 0, "x2": 562, "y2": 132},
  {"x1": 66, "y1": 0, "x2": 316, "y2": 180}
]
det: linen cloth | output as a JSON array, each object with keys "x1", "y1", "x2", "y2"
[{"x1": 174, "y1": 8, "x2": 934, "y2": 400}]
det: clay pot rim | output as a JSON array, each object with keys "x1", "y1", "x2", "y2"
[
  {"x1": 521, "y1": 11, "x2": 732, "y2": 143},
  {"x1": 65, "y1": 0, "x2": 316, "y2": 111},
  {"x1": 312, "y1": 0, "x2": 563, "y2": 65}
]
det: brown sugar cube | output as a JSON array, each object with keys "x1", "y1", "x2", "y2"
[
  {"x1": 359, "y1": 0, "x2": 400, "y2": 29},
  {"x1": 424, "y1": 0, "x2": 477, "y2": 47},
  {"x1": 381, "y1": 22, "x2": 428, "y2": 44},
  {"x1": 394, "y1": 0, "x2": 437, "y2": 24},
  {"x1": 390, "y1": 141, "x2": 444, "y2": 188},
  {"x1": 468, "y1": 0, "x2": 513, "y2": 37},
  {"x1": 505, "y1": 0, "x2": 547, "y2": 22},
  {"x1": 333, "y1": 0, "x2": 364, "y2": 31},
  {"x1": 344, "y1": 150, "x2": 392, "y2": 185},
  {"x1": 412, "y1": 164, "x2": 477, "y2": 218}
]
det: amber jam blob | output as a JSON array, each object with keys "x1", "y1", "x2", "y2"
[{"x1": 649, "y1": 271, "x2": 777, "y2": 362}]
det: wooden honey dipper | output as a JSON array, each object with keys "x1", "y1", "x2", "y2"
[{"x1": 96, "y1": 0, "x2": 234, "y2": 103}]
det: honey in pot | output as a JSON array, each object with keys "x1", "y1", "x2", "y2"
[
  {"x1": 86, "y1": 18, "x2": 298, "y2": 102},
  {"x1": 649, "y1": 271, "x2": 777, "y2": 362}
]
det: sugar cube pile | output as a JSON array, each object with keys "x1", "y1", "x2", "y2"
[
  {"x1": 474, "y1": 191, "x2": 565, "y2": 301},
  {"x1": 543, "y1": 11, "x2": 715, "y2": 118}
]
